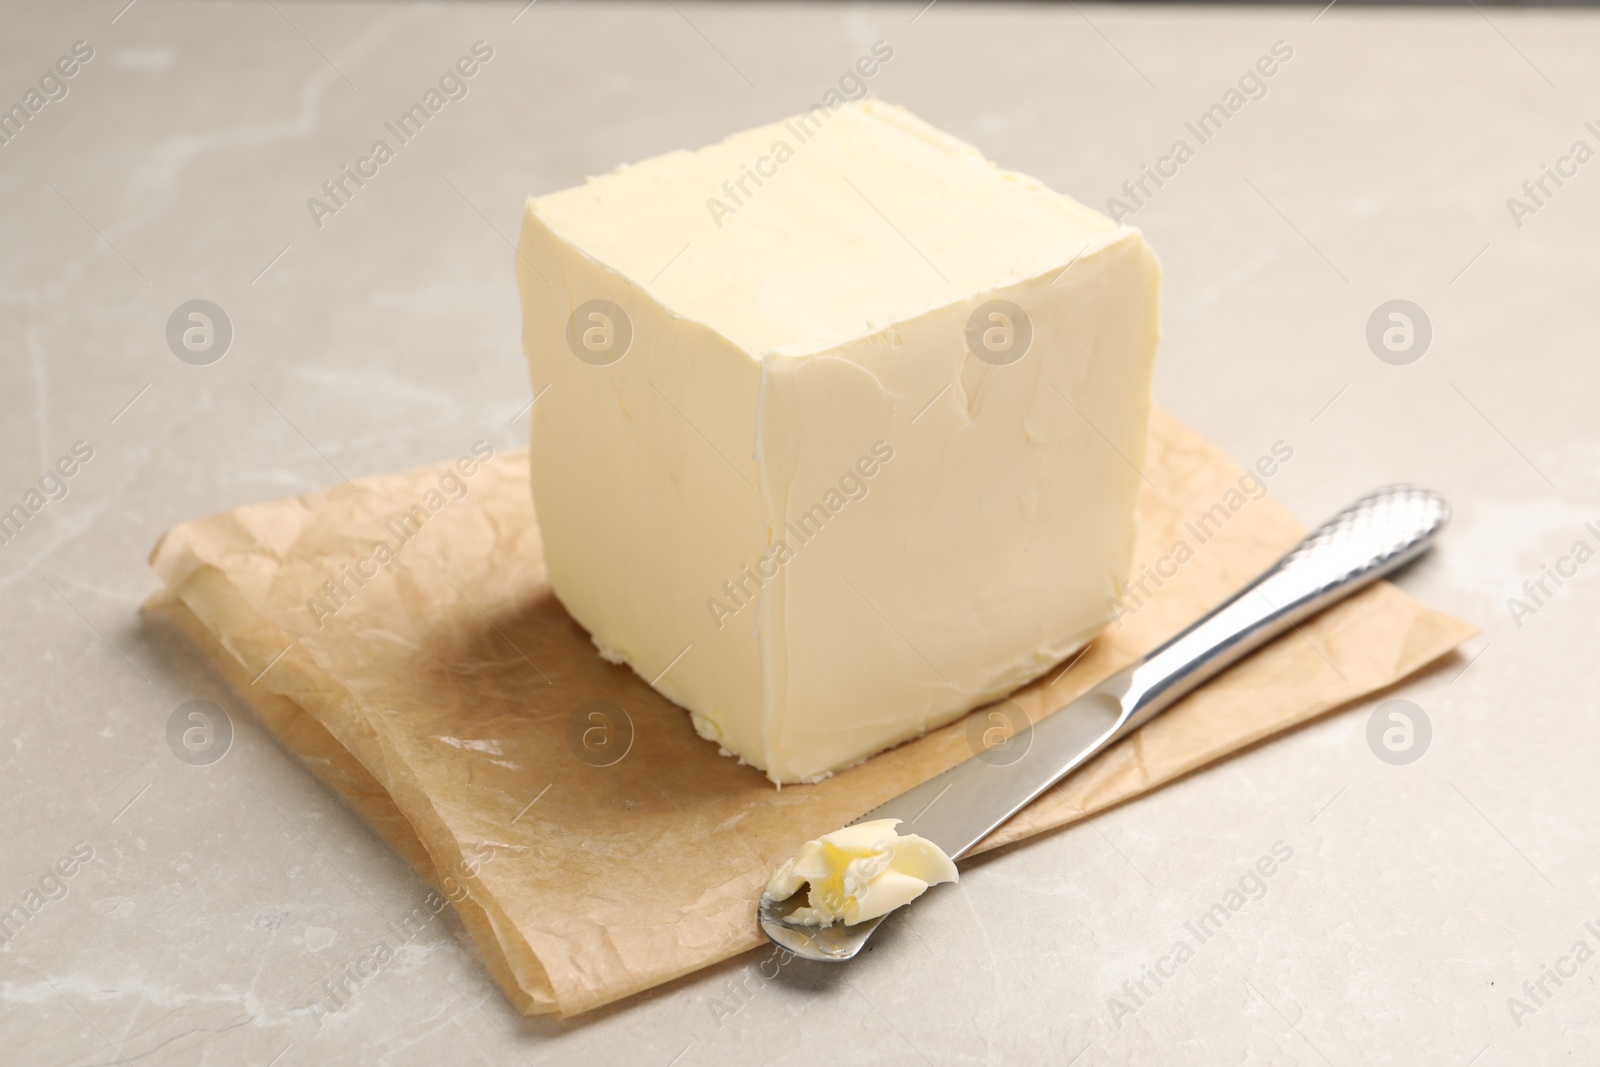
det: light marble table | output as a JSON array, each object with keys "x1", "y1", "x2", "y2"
[{"x1": 3, "y1": 1, "x2": 1597, "y2": 1064}]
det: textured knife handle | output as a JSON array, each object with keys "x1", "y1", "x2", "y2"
[
  {"x1": 1109, "y1": 485, "x2": 1450, "y2": 733},
  {"x1": 1259, "y1": 485, "x2": 1450, "y2": 605}
]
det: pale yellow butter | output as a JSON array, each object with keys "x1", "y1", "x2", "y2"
[
  {"x1": 517, "y1": 100, "x2": 1160, "y2": 784},
  {"x1": 762, "y1": 819, "x2": 958, "y2": 926}
]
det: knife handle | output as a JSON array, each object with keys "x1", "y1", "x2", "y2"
[{"x1": 1104, "y1": 484, "x2": 1450, "y2": 739}]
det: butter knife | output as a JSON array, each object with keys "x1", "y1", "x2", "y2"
[{"x1": 760, "y1": 484, "x2": 1450, "y2": 960}]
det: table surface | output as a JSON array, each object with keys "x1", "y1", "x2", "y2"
[{"x1": 3, "y1": 2, "x2": 1597, "y2": 1064}]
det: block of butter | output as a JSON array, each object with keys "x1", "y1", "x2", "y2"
[{"x1": 517, "y1": 100, "x2": 1160, "y2": 784}]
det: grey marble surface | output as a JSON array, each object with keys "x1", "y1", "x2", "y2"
[{"x1": 2, "y1": 1, "x2": 1597, "y2": 1064}]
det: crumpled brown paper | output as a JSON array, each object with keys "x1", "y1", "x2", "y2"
[{"x1": 144, "y1": 407, "x2": 1475, "y2": 1018}]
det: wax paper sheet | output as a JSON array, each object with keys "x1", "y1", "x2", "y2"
[{"x1": 144, "y1": 407, "x2": 1475, "y2": 1017}]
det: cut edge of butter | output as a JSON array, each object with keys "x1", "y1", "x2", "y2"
[{"x1": 762, "y1": 818, "x2": 958, "y2": 926}]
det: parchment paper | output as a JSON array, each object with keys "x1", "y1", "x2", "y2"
[{"x1": 144, "y1": 407, "x2": 1475, "y2": 1018}]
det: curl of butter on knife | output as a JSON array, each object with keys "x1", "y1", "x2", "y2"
[{"x1": 762, "y1": 819, "x2": 958, "y2": 927}]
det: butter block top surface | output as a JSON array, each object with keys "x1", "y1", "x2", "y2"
[{"x1": 529, "y1": 100, "x2": 1134, "y2": 358}]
